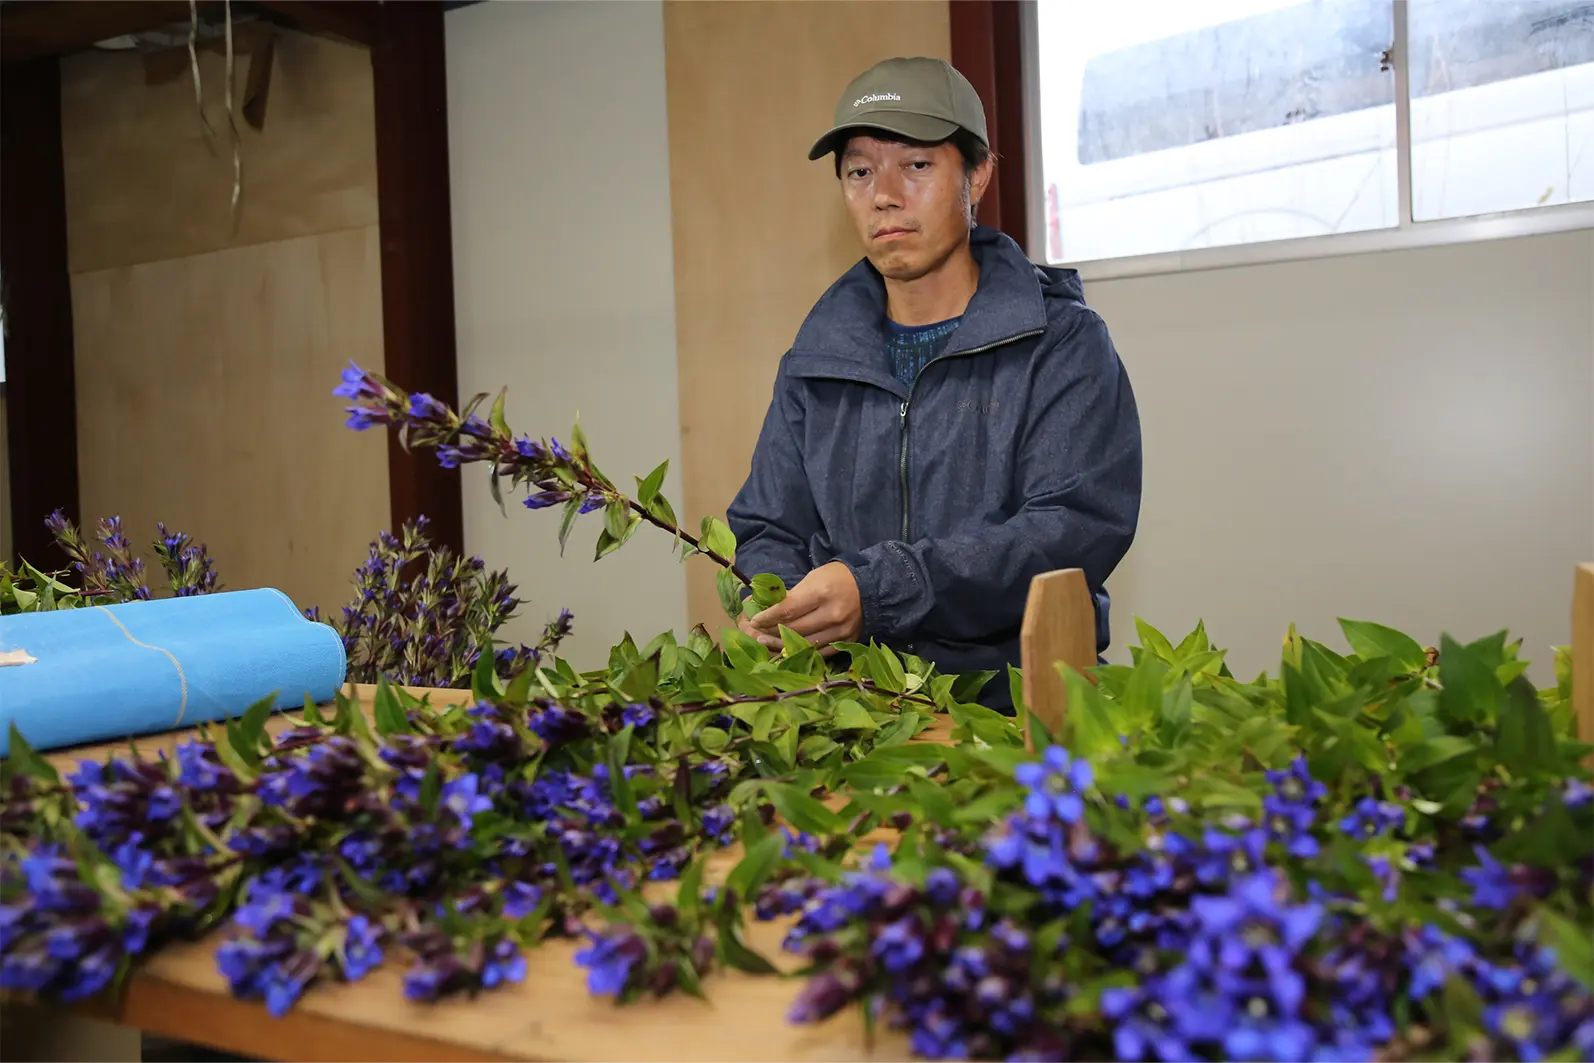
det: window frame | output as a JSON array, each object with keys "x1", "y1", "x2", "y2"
[{"x1": 1018, "y1": 0, "x2": 1594, "y2": 281}]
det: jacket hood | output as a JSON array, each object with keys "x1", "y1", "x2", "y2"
[{"x1": 789, "y1": 224, "x2": 1084, "y2": 369}]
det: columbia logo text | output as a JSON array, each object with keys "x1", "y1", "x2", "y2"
[
  {"x1": 957, "y1": 399, "x2": 1001, "y2": 414},
  {"x1": 853, "y1": 92, "x2": 901, "y2": 107}
]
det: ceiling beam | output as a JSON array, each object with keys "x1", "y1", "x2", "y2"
[
  {"x1": 0, "y1": 1, "x2": 215, "y2": 64},
  {"x1": 248, "y1": 1, "x2": 378, "y2": 46},
  {"x1": 0, "y1": 0, "x2": 379, "y2": 65}
]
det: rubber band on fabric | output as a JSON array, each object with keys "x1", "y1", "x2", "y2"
[{"x1": 95, "y1": 605, "x2": 191, "y2": 725}]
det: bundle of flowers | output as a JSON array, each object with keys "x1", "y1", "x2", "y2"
[
  {"x1": 2, "y1": 511, "x2": 561, "y2": 689},
  {"x1": 1, "y1": 366, "x2": 1589, "y2": 1063}
]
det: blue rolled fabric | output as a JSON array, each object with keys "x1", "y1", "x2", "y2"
[{"x1": 0, "y1": 588, "x2": 347, "y2": 756}]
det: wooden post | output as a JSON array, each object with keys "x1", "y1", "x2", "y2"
[
  {"x1": 1019, "y1": 568, "x2": 1097, "y2": 748},
  {"x1": 1574, "y1": 562, "x2": 1593, "y2": 767}
]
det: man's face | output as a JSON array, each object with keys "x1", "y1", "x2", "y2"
[{"x1": 838, "y1": 134, "x2": 992, "y2": 282}]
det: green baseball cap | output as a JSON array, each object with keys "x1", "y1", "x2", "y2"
[{"x1": 807, "y1": 56, "x2": 989, "y2": 161}]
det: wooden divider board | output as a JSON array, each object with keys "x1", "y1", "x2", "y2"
[{"x1": 1019, "y1": 568, "x2": 1097, "y2": 747}]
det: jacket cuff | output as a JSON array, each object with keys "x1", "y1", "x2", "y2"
[
  {"x1": 836, "y1": 545, "x2": 921, "y2": 641},
  {"x1": 834, "y1": 550, "x2": 882, "y2": 638}
]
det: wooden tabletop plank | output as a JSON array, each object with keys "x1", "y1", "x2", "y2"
[{"x1": 23, "y1": 683, "x2": 956, "y2": 1061}]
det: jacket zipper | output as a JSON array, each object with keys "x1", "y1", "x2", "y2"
[{"x1": 897, "y1": 328, "x2": 1044, "y2": 541}]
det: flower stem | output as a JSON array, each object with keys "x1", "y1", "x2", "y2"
[{"x1": 623, "y1": 497, "x2": 750, "y2": 585}]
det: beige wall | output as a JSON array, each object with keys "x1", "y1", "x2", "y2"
[
  {"x1": 663, "y1": 0, "x2": 952, "y2": 632},
  {"x1": 1087, "y1": 231, "x2": 1594, "y2": 683},
  {"x1": 59, "y1": 29, "x2": 389, "y2": 617},
  {"x1": 445, "y1": 0, "x2": 687, "y2": 670}
]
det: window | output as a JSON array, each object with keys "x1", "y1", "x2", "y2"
[{"x1": 1030, "y1": 0, "x2": 1594, "y2": 271}]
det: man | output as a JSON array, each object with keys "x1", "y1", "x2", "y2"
[{"x1": 726, "y1": 56, "x2": 1142, "y2": 712}]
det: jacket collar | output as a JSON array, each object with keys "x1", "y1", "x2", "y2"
[{"x1": 788, "y1": 224, "x2": 1049, "y2": 376}]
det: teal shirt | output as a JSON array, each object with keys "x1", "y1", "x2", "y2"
[{"x1": 884, "y1": 316, "x2": 963, "y2": 390}]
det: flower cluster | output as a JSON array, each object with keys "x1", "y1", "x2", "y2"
[
  {"x1": 19, "y1": 508, "x2": 562, "y2": 692},
  {"x1": 776, "y1": 725, "x2": 1594, "y2": 1062},
  {"x1": 3, "y1": 592, "x2": 941, "y2": 1023},
  {"x1": 332, "y1": 362, "x2": 757, "y2": 602},
  {"x1": 309, "y1": 515, "x2": 562, "y2": 688},
  {"x1": 40, "y1": 511, "x2": 220, "y2": 603}
]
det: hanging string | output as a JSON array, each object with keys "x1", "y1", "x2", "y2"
[
  {"x1": 187, "y1": 0, "x2": 216, "y2": 138},
  {"x1": 224, "y1": 0, "x2": 242, "y2": 216}
]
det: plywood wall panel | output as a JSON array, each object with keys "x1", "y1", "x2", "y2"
[
  {"x1": 70, "y1": 227, "x2": 390, "y2": 618},
  {"x1": 60, "y1": 28, "x2": 378, "y2": 274},
  {"x1": 663, "y1": 0, "x2": 950, "y2": 630}
]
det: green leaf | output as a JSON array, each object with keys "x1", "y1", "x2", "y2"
[
  {"x1": 557, "y1": 498, "x2": 581, "y2": 556},
  {"x1": 686, "y1": 624, "x2": 715, "y2": 659},
  {"x1": 635, "y1": 460, "x2": 669, "y2": 507},
  {"x1": 212, "y1": 730, "x2": 258, "y2": 782},
  {"x1": 714, "y1": 905, "x2": 777, "y2": 975},
  {"x1": 1402, "y1": 734, "x2": 1477, "y2": 775},
  {"x1": 603, "y1": 499, "x2": 632, "y2": 543},
  {"x1": 870, "y1": 644, "x2": 908, "y2": 694},
  {"x1": 699, "y1": 516, "x2": 737, "y2": 561},
  {"x1": 715, "y1": 567, "x2": 744, "y2": 619},
  {"x1": 1062, "y1": 668, "x2": 1119, "y2": 762},
  {"x1": 4, "y1": 724, "x2": 60, "y2": 784},
  {"x1": 606, "y1": 727, "x2": 637, "y2": 821},
  {"x1": 774, "y1": 725, "x2": 800, "y2": 771},
  {"x1": 749, "y1": 573, "x2": 787, "y2": 609},
  {"x1": 471, "y1": 645, "x2": 503, "y2": 703},
  {"x1": 950, "y1": 788, "x2": 1024, "y2": 825},
  {"x1": 1191, "y1": 776, "x2": 1262, "y2": 812},
  {"x1": 1536, "y1": 909, "x2": 1594, "y2": 991},
  {"x1": 1160, "y1": 677, "x2": 1194, "y2": 744},
  {"x1": 776, "y1": 624, "x2": 812, "y2": 660},
  {"x1": 372, "y1": 675, "x2": 410, "y2": 736},
  {"x1": 765, "y1": 782, "x2": 845, "y2": 836},
  {"x1": 906, "y1": 776, "x2": 955, "y2": 826},
  {"x1": 616, "y1": 655, "x2": 659, "y2": 702},
  {"x1": 1441, "y1": 972, "x2": 1486, "y2": 1043},
  {"x1": 488, "y1": 388, "x2": 509, "y2": 436},
  {"x1": 1173, "y1": 620, "x2": 1210, "y2": 659},
  {"x1": 1494, "y1": 675, "x2": 1562, "y2": 776},
  {"x1": 239, "y1": 693, "x2": 275, "y2": 749},
  {"x1": 724, "y1": 830, "x2": 784, "y2": 902},
  {"x1": 593, "y1": 526, "x2": 624, "y2": 561},
  {"x1": 502, "y1": 660, "x2": 537, "y2": 706},
  {"x1": 1438, "y1": 634, "x2": 1502, "y2": 724},
  {"x1": 832, "y1": 699, "x2": 879, "y2": 731},
  {"x1": 1338, "y1": 618, "x2": 1426, "y2": 671},
  {"x1": 1122, "y1": 655, "x2": 1166, "y2": 737},
  {"x1": 950, "y1": 670, "x2": 997, "y2": 705},
  {"x1": 1134, "y1": 617, "x2": 1176, "y2": 662},
  {"x1": 418, "y1": 758, "x2": 442, "y2": 815},
  {"x1": 1008, "y1": 665, "x2": 1028, "y2": 722},
  {"x1": 226, "y1": 694, "x2": 277, "y2": 767},
  {"x1": 1095, "y1": 761, "x2": 1173, "y2": 801},
  {"x1": 1553, "y1": 645, "x2": 1573, "y2": 704}
]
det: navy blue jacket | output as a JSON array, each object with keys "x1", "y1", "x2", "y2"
[{"x1": 726, "y1": 225, "x2": 1142, "y2": 710}]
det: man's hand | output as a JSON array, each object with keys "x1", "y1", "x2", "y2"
[{"x1": 745, "y1": 562, "x2": 862, "y2": 654}]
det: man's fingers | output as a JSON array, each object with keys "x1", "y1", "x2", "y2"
[
  {"x1": 752, "y1": 591, "x2": 820, "y2": 631},
  {"x1": 803, "y1": 623, "x2": 854, "y2": 651}
]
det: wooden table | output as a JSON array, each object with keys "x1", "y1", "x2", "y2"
[{"x1": 6, "y1": 684, "x2": 951, "y2": 1062}]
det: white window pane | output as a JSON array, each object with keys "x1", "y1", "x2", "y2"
[
  {"x1": 1035, "y1": 0, "x2": 1399, "y2": 264},
  {"x1": 1409, "y1": 0, "x2": 1594, "y2": 221}
]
